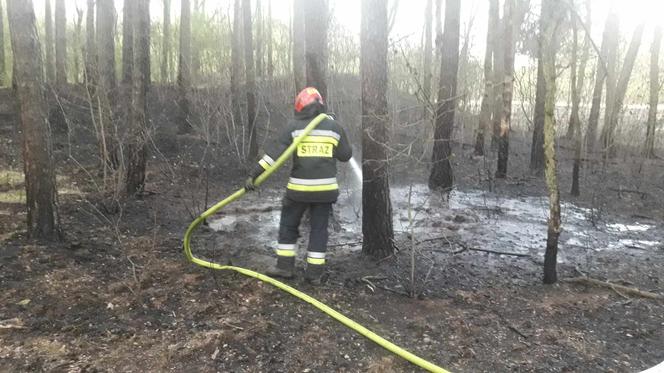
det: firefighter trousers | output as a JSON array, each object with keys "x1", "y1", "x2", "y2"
[{"x1": 276, "y1": 197, "x2": 331, "y2": 266}]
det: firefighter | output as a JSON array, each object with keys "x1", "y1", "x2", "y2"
[{"x1": 245, "y1": 87, "x2": 352, "y2": 284}]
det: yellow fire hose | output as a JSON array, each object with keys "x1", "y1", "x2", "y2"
[{"x1": 183, "y1": 113, "x2": 449, "y2": 373}]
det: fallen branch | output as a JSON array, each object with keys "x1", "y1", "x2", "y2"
[
  {"x1": 564, "y1": 277, "x2": 664, "y2": 300},
  {"x1": 467, "y1": 247, "x2": 530, "y2": 257},
  {"x1": 0, "y1": 318, "x2": 25, "y2": 329}
]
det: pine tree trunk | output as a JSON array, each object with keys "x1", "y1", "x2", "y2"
[
  {"x1": 428, "y1": 0, "x2": 460, "y2": 191},
  {"x1": 361, "y1": 0, "x2": 394, "y2": 259},
  {"x1": 571, "y1": 0, "x2": 591, "y2": 196},
  {"x1": 495, "y1": 0, "x2": 515, "y2": 179},
  {"x1": 304, "y1": 0, "x2": 328, "y2": 99},
  {"x1": 255, "y1": 1, "x2": 263, "y2": 79},
  {"x1": 242, "y1": 0, "x2": 258, "y2": 159},
  {"x1": 231, "y1": 0, "x2": 244, "y2": 132},
  {"x1": 177, "y1": 0, "x2": 192, "y2": 133},
  {"x1": 598, "y1": 15, "x2": 620, "y2": 156},
  {"x1": 45, "y1": 0, "x2": 55, "y2": 83},
  {"x1": 73, "y1": 8, "x2": 83, "y2": 84},
  {"x1": 644, "y1": 26, "x2": 662, "y2": 159},
  {"x1": 0, "y1": 1, "x2": 6, "y2": 86},
  {"x1": 422, "y1": 0, "x2": 433, "y2": 105},
  {"x1": 542, "y1": 0, "x2": 562, "y2": 285},
  {"x1": 490, "y1": 15, "x2": 504, "y2": 151},
  {"x1": 7, "y1": 0, "x2": 59, "y2": 240},
  {"x1": 161, "y1": 0, "x2": 171, "y2": 83},
  {"x1": 55, "y1": 0, "x2": 66, "y2": 85},
  {"x1": 191, "y1": 0, "x2": 201, "y2": 81},
  {"x1": 122, "y1": 0, "x2": 134, "y2": 87},
  {"x1": 433, "y1": 0, "x2": 442, "y2": 90},
  {"x1": 97, "y1": 0, "x2": 117, "y2": 98},
  {"x1": 530, "y1": 58, "x2": 546, "y2": 172},
  {"x1": 601, "y1": 23, "x2": 645, "y2": 158},
  {"x1": 292, "y1": 0, "x2": 306, "y2": 93},
  {"x1": 126, "y1": 0, "x2": 150, "y2": 196},
  {"x1": 85, "y1": 0, "x2": 96, "y2": 86},
  {"x1": 473, "y1": 0, "x2": 497, "y2": 156},
  {"x1": 267, "y1": 0, "x2": 273, "y2": 79},
  {"x1": 585, "y1": 13, "x2": 616, "y2": 154}
]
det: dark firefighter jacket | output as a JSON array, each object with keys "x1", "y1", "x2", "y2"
[{"x1": 251, "y1": 107, "x2": 352, "y2": 203}]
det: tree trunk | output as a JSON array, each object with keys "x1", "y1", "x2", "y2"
[
  {"x1": 422, "y1": 0, "x2": 433, "y2": 105},
  {"x1": 73, "y1": 7, "x2": 83, "y2": 84},
  {"x1": 304, "y1": 0, "x2": 328, "y2": 100},
  {"x1": 255, "y1": 0, "x2": 263, "y2": 78},
  {"x1": 571, "y1": 0, "x2": 592, "y2": 197},
  {"x1": 122, "y1": 0, "x2": 134, "y2": 87},
  {"x1": 361, "y1": 0, "x2": 394, "y2": 259},
  {"x1": 97, "y1": 0, "x2": 117, "y2": 99},
  {"x1": 85, "y1": 0, "x2": 96, "y2": 86},
  {"x1": 0, "y1": 1, "x2": 6, "y2": 86},
  {"x1": 433, "y1": 0, "x2": 442, "y2": 91},
  {"x1": 495, "y1": 0, "x2": 515, "y2": 179},
  {"x1": 45, "y1": 0, "x2": 55, "y2": 83},
  {"x1": 178, "y1": 0, "x2": 192, "y2": 133},
  {"x1": 644, "y1": 26, "x2": 662, "y2": 159},
  {"x1": 541, "y1": 0, "x2": 563, "y2": 285},
  {"x1": 126, "y1": 0, "x2": 150, "y2": 196},
  {"x1": 7, "y1": 0, "x2": 59, "y2": 240},
  {"x1": 161, "y1": 0, "x2": 171, "y2": 83},
  {"x1": 474, "y1": 0, "x2": 498, "y2": 156},
  {"x1": 242, "y1": 0, "x2": 258, "y2": 159},
  {"x1": 585, "y1": 12, "x2": 616, "y2": 154},
  {"x1": 55, "y1": 0, "x2": 66, "y2": 84},
  {"x1": 598, "y1": 14, "x2": 620, "y2": 156},
  {"x1": 292, "y1": 0, "x2": 306, "y2": 93},
  {"x1": 267, "y1": 0, "x2": 273, "y2": 79},
  {"x1": 428, "y1": 0, "x2": 460, "y2": 191},
  {"x1": 231, "y1": 0, "x2": 244, "y2": 132},
  {"x1": 490, "y1": 15, "x2": 504, "y2": 151},
  {"x1": 191, "y1": 0, "x2": 201, "y2": 80},
  {"x1": 601, "y1": 23, "x2": 645, "y2": 158},
  {"x1": 530, "y1": 57, "x2": 546, "y2": 172}
]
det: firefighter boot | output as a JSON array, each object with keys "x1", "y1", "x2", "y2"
[
  {"x1": 304, "y1": 264, "x2": 325, "y2": 285},
  {"x1": 266, "y1": 256, "x2": 295, "y2": 279}
]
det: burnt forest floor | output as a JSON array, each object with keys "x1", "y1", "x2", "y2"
[{"x1": 1, "y1": 94, "x2": 663, "y2": 372}]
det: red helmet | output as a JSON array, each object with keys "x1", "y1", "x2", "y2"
[{"x1": 294, "y1": 87, "x2": 324, "y2": 112}]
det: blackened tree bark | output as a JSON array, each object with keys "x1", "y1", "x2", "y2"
[
  {"x1": 495, "y1": 0, "x2": 515, "y2": 179},
  {"x1": 542, "y1": 0, "x2": 563, "y2": 285},
  {"x1": 585, "y1": 11, "x2": 616, "y2": 154},
  {"x1": 45, "y1": 0, "x2": 55, "y2": 83},
  {"x1": 596, "y1": 13, "x2": 620, "y2": 155},
  {"x1": 422, "y1": 0, "x2": 433, "y2": 105},
  {"x1": 85, "y1": 0, "x2": 96, "y2": 86},
  {"x1": 601, "y1": 23, "x2": 645, "y2": 158},
  {"x1": 161, "y1": 0, "x2": 171, "y2": 82},
  {"x1": 122, "y1": 0, "x2": 134, "y2": 87},
  {"x1": 231, "y1": 0, "x2": 244, "y2": 130},
  {"x1": 242, "y1": 0, "x2": 258, "y2": 158},
  {"x1": 303, "y1": 0, "x2": 328, "y2": 100},
  {"x1": 178, "y1": 0, "x2": 192, "y2": 133},
  {"x1": 267, "y1": 0, "x2": 274, "y2": 79},
  {"x1": 126, "y1": 0, "x2": 150, "y2": 195},
  {"x1": 292, "y1": 0, "x2": 306, "y2": 93},
  {"x1": 55, "y1": 0, "x2": 66, "y2": 84},
  {"x1": 428, "y1": 0, "x2": 460, "y2": 190},
  {"x1": 8, "y1": 0, "x2": 59, "y2": 239},
  {"x1": 645, "y1": 26, "x2": 662, "y2": 159},
  {"x1": 361, "y1": 0, "x2": 394, "y2": 259},
  {"x1": 0, "y1": 1, "x2": 6, "y2": 86},
  {"x1": 474, "y1": 0, "x2": 498, "y2": 156}
]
